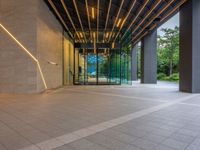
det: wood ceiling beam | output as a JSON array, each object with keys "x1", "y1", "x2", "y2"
[
  {"x1": 61, "y1": 0, "x2": 81, "y2": 41},
  {"x1": 120, "y1": 0, "x2": 149, "y2": 41},
  {"x1": 113, "y1": 0, "x2": 137, "y2": 42},
  {"x1": 72, "y1": 0, "x2": 87, "y2": 42},
  {"x1": 132, "y1": 0, "x2": 187, "y2": 45},
  {"x1": 108, "y1": 0, "x2": 125, "y2": 42},
  {"x1": 47, "y1": 0, "x2": 73, "y2": 38}
]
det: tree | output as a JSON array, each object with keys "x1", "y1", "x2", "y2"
[{"x1": 157, "y1": 26, "x2": 179, "y2": 76}]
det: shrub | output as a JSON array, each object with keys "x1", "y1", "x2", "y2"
[
  {"x1": 157, "y1": 73, "x2": 166, "y2": 80},
  {"x1": 169, "y1": 73, "x2": 179, "y2": 81},
  {"x1": 157, "y1": 73, "x2": 179, "y2": 81}
]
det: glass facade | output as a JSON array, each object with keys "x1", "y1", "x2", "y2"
[{"x1": 73, "y1": 48, "x2": 131, "y2": 85}]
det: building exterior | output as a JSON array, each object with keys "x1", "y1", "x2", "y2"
[{"x1": 0, "y1": 0, "x2": 199, "y2": 93}]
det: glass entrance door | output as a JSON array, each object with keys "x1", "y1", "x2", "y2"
[
  {"x1": 87, "y1": 53, "x2": 97, "y2": 84},
  {"x1": 74, "y1": 48, "x2": 122, "y2": 85}
]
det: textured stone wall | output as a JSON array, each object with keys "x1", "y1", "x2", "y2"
[
  {"x1": 36, "y1": 0, "x2": 63, "y2": 91},
  {"x1": 0, "y1": 0, "x2": 38, "y2": 93},
  {"x1": 0, "y1": 0, "x2": 70, "y2": 93}
]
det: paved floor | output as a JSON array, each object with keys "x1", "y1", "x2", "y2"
[{"x1": 0, "y1": 82, "x2": 200, "y2": 150}]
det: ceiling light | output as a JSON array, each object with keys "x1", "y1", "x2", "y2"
[
  {"x1": 76, "y1": 32, "x2": 80, "y2": 39},
  {"x1": 92, "y1": 7, "x2": 95, "y2": 19},
  {"x1": 93, "y1": 32, "x2": 96, "y2": 39},
  {"x1": 79, "y1": 32, "x2": 83, "y2": 38},
  {"x1": 112, "y1": 42, "x2": 115, "y2": 49},
  {"x1": 116, "y1": 18, "x2": 122, "y2": 27},
  {"x1": 105, "y1": 32, "x2": 109, "y2": 38}
]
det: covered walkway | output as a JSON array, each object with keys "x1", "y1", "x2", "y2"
[{"x1": 0, "y1": 82, "x2": 200, "y2": 150}]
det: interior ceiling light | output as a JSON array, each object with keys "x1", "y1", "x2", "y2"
[
  {"x1": 105, "y1": 32, "x2": 109, "y2": 38},
  {"x1": 92, "y1": 7, "x2": 95, "y2": 19},
  {"x1": 93, "y1": 32, "x2": 96, "y2": 54},
  {"x1": 93, "y1": 32, "x2": 96, "y2": 39},
  {"x1": 79, "y1": 32, "x2": 83, "y2": 38},
  {"x1": 112, "y1": 42, "x2": 115, "y2": 49},
  {"x1": 116, "y1": 18, "x2": 122, "y2": 27},
  {"x1": 76, "y1": 32, "x2": 80, "y2": 39}
]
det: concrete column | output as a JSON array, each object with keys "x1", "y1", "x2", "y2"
[
  {"x1": 179, "y1": 0, "x2": 200, "y2": 93},
  {"x1": 131, "y1": 44, "x2": 138, "y2": 81},
  {"x1": 141, "y1": 30, "x2": 157, "y2": 84}
]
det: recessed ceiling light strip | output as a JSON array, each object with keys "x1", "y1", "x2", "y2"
[
  {"x1": 113, "y1": 0, "x2": 136, "y2": 42},
  {"x1": 104, "y1": 0, "x2": 112, "y2": 42},
  {"x1": 108, "y1": 0, "x2": 125, "y2": 42},
  {"x1": 72, "y1": 0, "x2": 87, "y2": 43},
  {"x1": 48, "y1": 0, "x2": 73, "y2": 38},
  {"x1": 85, "y1": 0, "x2": 91, "y2": 40},
  {"x1": 85, "y1": 0, "x2": 91, "y2": 30},
  {"x1": 97, "y1": 0, "x2": 100, "y2": 42},
  {"x1": 60, "y1": 0, "x2": 81, "y2": 41}
]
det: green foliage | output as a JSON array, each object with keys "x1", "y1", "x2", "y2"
[
  {"x1": 163, "y1": 73, "x2": 179, "y2": 81},
  {"x1": 157, "y1": 73, "x2": 167, "y2": 80},
  {"x1": 157, "y1": 73, "x2": 179, "y2": 81},
  {"x1": 157, "y1": 26, "x2": 179, "y2": 81}
]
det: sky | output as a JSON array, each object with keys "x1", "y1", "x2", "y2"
[{"x1": 157, "y1": 13, "x2": 179, "y2": 36}]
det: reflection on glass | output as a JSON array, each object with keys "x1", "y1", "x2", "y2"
[{"x1": 73, "y1": 48, "x2": 131, "y2": 85}]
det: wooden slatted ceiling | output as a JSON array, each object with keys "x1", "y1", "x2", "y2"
[{"x1": 45, "y1": 0, "x2": 187, "y2": 45}]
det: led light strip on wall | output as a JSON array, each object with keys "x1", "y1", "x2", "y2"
[{"x1": 0, "y1": 23, "x2": 48, "y2": 89}]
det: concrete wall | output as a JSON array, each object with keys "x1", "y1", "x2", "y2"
[
  {"x1": 0, "y1": 0, "x2": 38, "y2": 93},
  {"x1": 63, "y1": 33, "x2": 74, "y2": 85},
  {"x1": 0, "y1": 0, "x2": 70, "y2": 93},
  {"x1": 36, "y1": 0, "x2": 63, "y2": 91}
]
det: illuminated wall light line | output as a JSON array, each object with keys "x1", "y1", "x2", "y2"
[
  {"x1": 0, "y1": 23, "x2": 47, "y2": 89},
  {"x1": 36, "y1": 62, "x2": 48, "y2": 89}
]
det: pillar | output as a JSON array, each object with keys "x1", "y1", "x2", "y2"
[
  {"x1": 131, "y1": 44, "x2": 138, "y2": 81},
  {"x1": 179, "y1": 0, "x2": 200, "y2": 93},
  {"x1": 141, "y1": 30, "x2": 157, "y2": 84}
]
